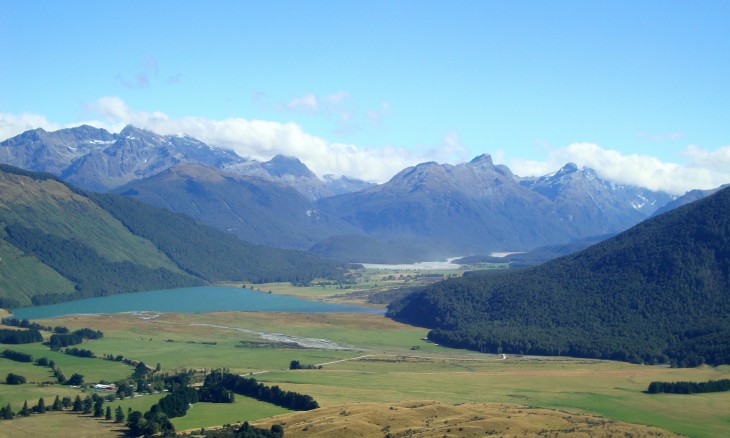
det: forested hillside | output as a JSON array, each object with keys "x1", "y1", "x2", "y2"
[
  {"x1": 0, "y1": 165, "x2": 343, "y2": 308},
  {"x1": 388, "y1": 187, "x2": 730, "y2": 366}
]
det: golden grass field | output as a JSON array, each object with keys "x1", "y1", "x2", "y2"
[
  {"x1": 254, "y1": 400, "x2": 682, "y2": 438},
  {"x1": 2, "y1": 310, "x2": 729, "y2": 437}
]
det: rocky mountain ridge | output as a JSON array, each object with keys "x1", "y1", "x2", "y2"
[
  {"x1": 316, "y1": 154, "x2": 674, "y2": 257},
  {"x1": 0, "y1": 125, "x2": 371, "y2": 197}
]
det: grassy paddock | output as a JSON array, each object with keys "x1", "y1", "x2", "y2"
[
  {"x1": 219, "y1": 266, "x2": 475, "y2": 304},
  {"x1": 172, "y1": 397, "x2": 290, "y2": 432},
  {"x1": 1, "y1": 311, "x2": 725, "y2": 437},
  {"x1": 0, "y1": 411, "x2": 125, "y2": 438}
]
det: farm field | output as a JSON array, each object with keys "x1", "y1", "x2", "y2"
[
  {"x1": 1, "y1": 310, "x2": 729, "y2": 437},
  {"x1": 219, "y1": 266, "x2": 473, "y2": 305}
]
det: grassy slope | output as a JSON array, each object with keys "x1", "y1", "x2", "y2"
[
  {"x1": 0, "y1": 240, "x2": 75, "y2": 303},
  {"x1": 0, "y1": 171, "x2": 195, "y2": 305},
  {"x1": 0, "y1": 173, "x2": 180, "y2": 270},
  {"x1": 254, "y1": 400, "x2": 683, "y2": 438}
]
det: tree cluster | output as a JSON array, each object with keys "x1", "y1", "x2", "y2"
[
  {"x1": 64, "y1": 347, "x2": 95, "y2": 358},
  {"x1": 0, "y1": 328, "x2": 42, "y2": 344},
  {"x1": 126, "y1": 386, "x2": 199, "y2": 436},
  {"x1": 215, "y1": 371, "x2": 318, "y2": 411},
  {"x1": 289, "y1": 360, "x2": 321, "y2": 370},
  {"x1": 647, "y1": 379, "x2": 730, "y2": 394},
  {"x1": 1, "y1": 317, "x2": 53, "y2": 331},
  {"x1": 5, "y1": 373, "x2": 26, "y2": 384},
  {"x1": 199, "y1": 371, "x2": 236, "y2": 403},
  {"x1": 2, "y1": 349, "x2": 33, "y2": 362}
]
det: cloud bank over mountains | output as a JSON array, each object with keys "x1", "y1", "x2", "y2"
[{"x1": 1, "y1": 96, "x2": 728, "y2": 195}]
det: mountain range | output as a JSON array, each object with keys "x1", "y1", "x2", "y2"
[
  {"x1": 0, "y1": 125, "x2": 709, "y2": 263},
  {"x1": 0, "y1": 125, "x2": 368, "y2": 197},
  {"x1": 316, "y1": 155, "x2": 673, "y2": 259}
]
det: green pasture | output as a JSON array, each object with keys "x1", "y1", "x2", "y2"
[
  {"x1": 104, "y1": 392, "x2": 166, "y2": 415},
  {"x1": 151, "y1": 312, "x2": 437, "y2": 352},
  {"x1": 2, "y1": 342, "x2": 133, "y2": 382},
  {"x1": 89, "y1": 336, "x2": 359, "y2": 374},
  {"x1": 2, "y1": 312, "x2": 729, "y2": 437},
  {"x1": 172, "y1": 397, "x2": 290, "y2": 432},
  {"x1": 224, "y1": 266, "x2": 473, "y2": 302},
  {"x1": 0, "y1": 382, "x2": 80, "y2": 412}
]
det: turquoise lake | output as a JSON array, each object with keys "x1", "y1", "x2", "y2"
[{"x1": 10, "y1": 286, "x2": 384, "y2": 320}]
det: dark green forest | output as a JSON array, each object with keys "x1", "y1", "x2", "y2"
[
  {"x1": 87, "y1": 191, "x2": 343, "y2": 284},
  {"x1": 389, "y1": 187, "x2": 730, "y2": 366}
]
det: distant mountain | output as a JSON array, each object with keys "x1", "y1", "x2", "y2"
[
  {"x1": 317, "y1": 155, "x2": 672, "y2": 259},
  {"x1": 520, "y1": 163, "x2": 673, "y2": 235},
  {"x1": 0, "y1": 125, "x2": 116, "y2": 175},
  {"x1": 388, "y1": 186, "x2": 730, "y2": 366},
  {"x1": 322, "y1": 174, "x2": 376, "y2": 195},
  {"x1": 0, "y1": 125, "x2": 243, "y2": 191},
  {"x1": 651, "y1": 184, "x2": 729, "y2": 217},
  {"x1": 114, "y1": 163, "x2": 360, "y2": 251},
  {"x1": 0, "y1": 164, "x2": 343, "y2": 308},
  {"x1": 1, "y1": 126, "x2": 374, "y2": 198},
  {"x1": 222, "y1": 154, "x2": 333, "y2": 200},
  {"x1": 222, "y1": 155, "x2": 376, "y2": 199}
]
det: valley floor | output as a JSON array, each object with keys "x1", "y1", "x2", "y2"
[{"x1": 1, "y1": 310, "x2": 728, "y2": 437}]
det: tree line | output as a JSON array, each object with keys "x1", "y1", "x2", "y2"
[
  {"x1": 647, "y1": 379, "x2": 730, "y2": 394},
  {"x1": 215, "y1": 371, "x2": 319, "y2": 411},
  {"x1": 0, "y1": 328, "x2": 42, "y2": 344}
]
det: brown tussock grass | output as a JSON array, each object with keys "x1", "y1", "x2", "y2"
[{"x1": 253, "y1": 400, "x2": 682, "y2": 438}]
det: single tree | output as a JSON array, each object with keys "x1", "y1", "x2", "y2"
[
  {"x1": 114, "y1": 405, "x2": 125, "y2": 423},
  {"x1": 34, "y1": 397, "x2": 46, "y2": 414},
  {"x1": 105, "y1": 406, "x2": 112, "y2": 420},
  {"x1": 19, "y1": 401, "x2": 31, "y2": 417},
  {"x1": 93, "y1": 401, "x2": 103, "y2": 417},
  {"x1": 2, "y1": 403, "x2": 14, "y2": 419},
  {"x1": 72, "y1": 395, "x2": 83, "y2": 411},
  {"x1": 66, "y1": 373, "x2": 84, "y2": 386},
  {"x1": 5, "y1": 373, "x2": 26, "y2": 385},
  {"x1": 82, "y1": 395, "x2": 93, "y2": 414}
]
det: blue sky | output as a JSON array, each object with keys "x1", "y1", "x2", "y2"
[{"x1": 1, "y1": 1, "x2": 729, "y2": 193}]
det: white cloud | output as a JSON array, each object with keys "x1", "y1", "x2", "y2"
[
  {"x1": 79, "y1": 96, "x2": 429, "y2": 182},
  {"x1": 509, "y1": 142, "x2": 730, "y2": 195},
  {"x1": 4, "y1": 98, "x2": 728, "y2": 194},
  {"x1": 0, "y1": 112, "x2": 61, "y2": 140}
]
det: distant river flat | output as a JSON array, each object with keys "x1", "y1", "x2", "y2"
[
  {"x1": 360, "y1": 257, "x2": 464, "y2": 271},
  {"x1": 11, "y1": 286, "x2": 383, "y2": 320}
]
